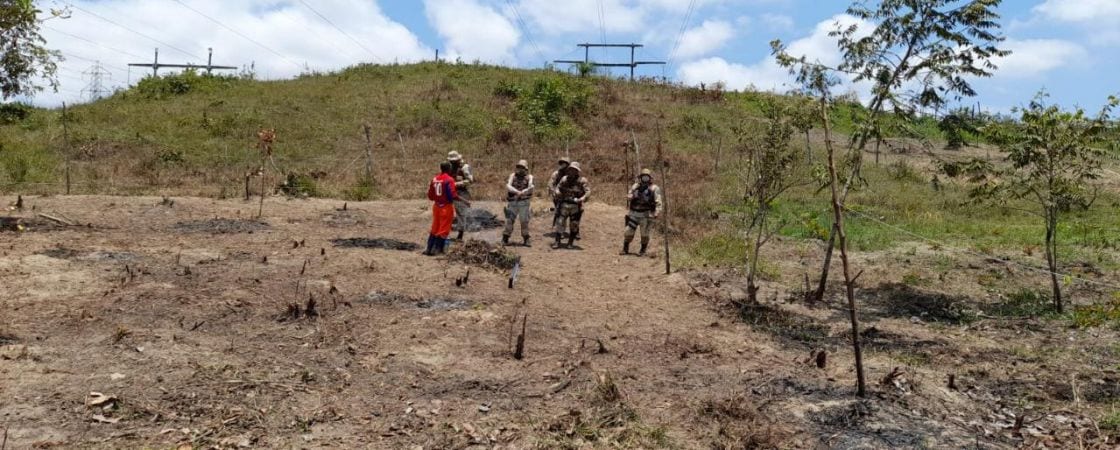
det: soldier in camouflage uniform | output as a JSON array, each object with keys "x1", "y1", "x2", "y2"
[
  {"x1": 547, "y1": 157, "x2": 571, "y2": 236},
  {"x1": 447, "y1": 151, "x2": 474, "y2": 240},
  {"x1": 622, "y1": 168, "x2": 663, "y2": 256},
  {"x1": 503, "y1": 160, "x2": 534, "y2": 247},
  {"x1": 552, "y1": 162, "x2": 590, "y2": 249}
]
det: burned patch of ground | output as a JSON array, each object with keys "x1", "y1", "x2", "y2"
[
  {"x1": 35, "y1": 247, "x2": 83, "y2": 259},
  {"x1": 448, "y1": 239, "x2": 520, "y2": 270},
  {"x1": 321, "y1": 209, "x2": 368, "y2": 227},
  {"x1": 363, "y1": 290, "x2": 473, "y2": 311},
  {"x1": 173, "y1": 218, "x2": 270, "y2": 234},
  {"x1": 457, "y1": 208, "x2": 503, "y2": 231},
  {"x1": 330, "y1": 237, "x2": 419, "y2": 251},
  {"x1": 856, "y1": 326, "x2": 946, "y2": 351},
  {"x1": 0, "y1": 333, "x2": 18, "y2": 345},
  {"x1": 862, "y1": 283, "x2": 979, "y2": 324},
  {"x1": 737, "y1": 302, "x2": 834, "y2": 347}
]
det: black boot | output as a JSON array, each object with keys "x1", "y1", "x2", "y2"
[
  {"x1": 456, "y1": 229, "x2": 464, "y2": 241},
  {"x1": 621, "y1": 240, "x2": 631, "y2": 255},
  {"x1": 639, "y1": 237, "x2": 650, "y2": 256},
  {"x1": 553, "y1": 235, "x2": 562, "y2": 249},
  {"x1": 522, "y1": 236, "x2": 531, "y2": 247},
  {"x1": 567, "y1": 234, "x2": 575, "y2": 248},
  {"x1": 502, "y1": 234, "x2": 510, "y2": 245}
]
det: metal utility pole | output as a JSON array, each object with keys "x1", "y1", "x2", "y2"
[
  {"x1": 81, "y1": 62, "x2": 112, "y2": 101},
  {"x1": 129, "y1": 48, "x2": 237, "y2": 77},
  {"x1": 554, "y1": 43, "x2": 665, "y2": 80}
]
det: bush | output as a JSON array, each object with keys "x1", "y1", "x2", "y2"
[
  {"x1": 517, "y1": 77, "x2": 592, "y2": 140},
  {"x1": 986, "y1": 289, "x2": 1055, "y2": 318},
  {"x1": 0, "y1": 102, "x2": 33, "y2": 124},
  {"x1": 133, "y1": 70, "x2": 239, "y2": 99},
  {"x1": 280, "y1": 173, "x2": 321, "y2": 198},
  {"x1": 492, "y1": 80, "x2": 522, "y2": 100},
  {"x1": 1069, "y1": 296, "x2": 1120, "y2": 329}
]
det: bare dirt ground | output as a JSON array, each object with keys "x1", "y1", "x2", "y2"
[{"x1": 2, "y1": 195, "x2": 1118, "y2": 449}]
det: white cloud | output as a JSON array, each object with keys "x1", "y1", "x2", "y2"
[
  {"x1": 425, "y1": 0, "x2": 521, "y2": 63},
  {"x1": 33, "y1": 0, "x2": 430, "y2": 106},
  {"x1": 677, "y1": 14, "x2": 868, "y2": 92},
  {"x1": 1033, "y1": 0, "x2": 1120, "y2": 22},
  {"x1": 758, "y1": 13, "x2": 794, "y2": 31},
  {"x1": 673, "y1": 20, "x2": 735, "y2": 60},
  {"x1": 994, "y1": 39, "x2": 1088, "y2": 78}
]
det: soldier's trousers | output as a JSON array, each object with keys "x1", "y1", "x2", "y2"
[
  {"x1": 624, "y1": 210, "x2": 654, "y2": 240},
  {"x1": 555, "y1": 203, "x2": 582, "y2": 238},
  {"x1": 451, "y1": 191, "x2": 471, "y2": 232},
  {"x1": 503, "y1": 200, "x2": 531, "y2": 238}
]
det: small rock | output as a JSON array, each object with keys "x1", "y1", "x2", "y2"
[
  {"x1": 478, "y1": 404, "x2": 491, "y2": 413},
  {"x1": 110, "y1": 373, "x2": 126, "y2": 381}
]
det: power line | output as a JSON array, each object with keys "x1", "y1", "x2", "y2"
[
  {"x1": 60, "y1": 52, "x2": 128, "y2": 72},
  {"x1": 169, "y1": 0, "x2": 303, "y2": 70},
  {"x1": 43, "y1": 25, "x2": 147, "y2": 59},
  {"x1": 67, "y1": 2, "x2": 201, "y2": 60},
  {"x1": 505, "y1": 0, "x2": 547, "y2": 65},
  {"x1": 296, "y1": 0, "x2": 383, "y2": 63},
  {"x1": 666, "y1": 0, "x2": 698, "y2": 70},
  {"x1": 597, "y1": 0, "x2": 607, "y2": 44}
]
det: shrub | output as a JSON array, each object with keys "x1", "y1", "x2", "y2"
[
  {"x1": 492, "y1": 80, "x2": 522, "y2": 100},
  {"x1": 0, "y1": 102, "x2": 33, "y2": 124},
  {"x1": 133, "y1": 70, "x2": 239, "y2": 99}
]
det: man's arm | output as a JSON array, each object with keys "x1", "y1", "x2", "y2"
[
  {"x1": 506, "y1": 173, "x2": 520, "y2": 195},
  {"x1": 577, "y1": 178, "x2": 590, "y2": 202},
  {"x1": 524, "y1": 175, "x2": 535, "y2": 198}
]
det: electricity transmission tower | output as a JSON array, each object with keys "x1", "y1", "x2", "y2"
[
  {"x1": 554, "y1": 43, "x2": 665, "y2": 80},
  {"x1": 81, "y1": 62, "x2": 112, "y2": 101}
]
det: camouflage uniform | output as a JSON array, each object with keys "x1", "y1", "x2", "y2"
[
  {"x1": 548, "y1": 157, "x2": 571, "y2": 235},
  {"x1": 447, "y1": 151, "x2": 474, "y2": 240},
  {"x1": 622, "y1": 168, "x2": 663, "y2": 256},
  {"x1": 503, "y1": 160, "x2": 534, "y2": 246},
  {"x1": 553, "y1": 162, "x2": 590, "y2": 249}
]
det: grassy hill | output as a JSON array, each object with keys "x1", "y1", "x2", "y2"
[{"x1": 2, "y1": 62, "x2": 1118, "y2": 272}]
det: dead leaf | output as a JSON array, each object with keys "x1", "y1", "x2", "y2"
[{"x1": 91, "y1": 414, "x2": 120, "y2": 424}]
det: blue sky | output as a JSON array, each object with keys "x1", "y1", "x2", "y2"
[{"x1": 29, "y1": 0, "x2": 1120, "y2": 112}]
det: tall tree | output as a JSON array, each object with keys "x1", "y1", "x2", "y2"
[
  {"x1": 772, "y1": 0, "x2": 1010, "y2": 397},
  {"x1": 966, "y1": 94, "x2": 1118, "y2": 313},
  {"x1": 1, "y1": 0, "x2": 63, "y2": 100}
]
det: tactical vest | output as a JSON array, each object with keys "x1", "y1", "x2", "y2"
[
  {"x1": 559, "y1": 178, "x2": 586, "y2": 202},
  {"x1": 453, "y1": 164, "x2": 470, "y2": 193},
  {"x1": 630, "y1": 185, "x2": 656, "y2": 212},
  {"x1": 508, "y1": 174, "x2": 531, "y2": 201}
]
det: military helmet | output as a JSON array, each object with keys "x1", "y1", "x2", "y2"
[
  {"x1": 516, "y1": 159, "x2": 529, "y2": 169},
  {"x1": 558, "y1": 156, "x2": 570, "y2": 165},
  {"x1": 569, "y1": 161, "x2": 581, "y2": 172},
  {"x1": 447, "y1": 151, "x2": 463, "y2": 162},
  {"x1": 640, "y1": 168, "x2": 653, "y2": 176}
]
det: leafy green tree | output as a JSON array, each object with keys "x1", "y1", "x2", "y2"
[
  {"x1": 1, "y1": 0, "x2": 63, "y2": 100},
  {"x1": 773, "y1": 0, "x2": 1010, "y2": 397},
  {"x1": 734, "y1": 100, "x2": 806, "y2": 303},
  {"x1": 968, "y1": 94, "x2": 1118, "y2": 313},
  {"x1": 939, "y1": 107, "x2": 980, "y2": 150}
]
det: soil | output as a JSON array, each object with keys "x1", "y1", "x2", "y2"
[{"x1": 1, "y1": 195, "x2": 1118, "y2": 449}]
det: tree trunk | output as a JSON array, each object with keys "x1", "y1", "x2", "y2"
[
  {"x1": 820, "y1": 95, "x2": 866, "y2": 397},
  {"x1": 805, "y1": 130, "x2": 812, "y2": 161},
  {"x1": 1045, "y1": 211, "x2": 1063, "y2": 313},
  {"x1": 746, "y1": 207, "x2": 769, "y2": 304},
  {"x1": 811, "y1": 228, "x2": 836, "y2": 303}
]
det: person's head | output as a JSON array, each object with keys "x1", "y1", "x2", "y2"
[
  {"x1": 566, "y1": 162, "x2": 581, "y2": 182},
  {"x1": 440, "y1": 161, "x2": 452, "y2": 174},
  {"x1": 447, "y1": 151, "x2": 463, "y2": 169},
  {"x1": 557, "y1": 156, "x2": 570, "y2": 170},
  {"x1": 639, "y1": 168, "x2": 653, "y2": 185},
  {"x1": 515, "y1": 160, "x2": 529, "y2": 176}
]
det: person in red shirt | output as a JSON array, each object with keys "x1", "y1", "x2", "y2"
[{"x1": 425, "y1": 162, "x2": 466, "y2": 255}]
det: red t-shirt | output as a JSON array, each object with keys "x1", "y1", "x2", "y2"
[{"x1": 427, "y1": 173, "x2": 458, "y2": 206}]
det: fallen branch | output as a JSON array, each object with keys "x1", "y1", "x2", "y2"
[{"x1": 37, "y1": 213, "x2": 73, "y2": 226}]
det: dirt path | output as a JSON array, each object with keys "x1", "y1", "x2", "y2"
[{"x1": 1, "y1": 195, "x2": 1110, "y2": 449}]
